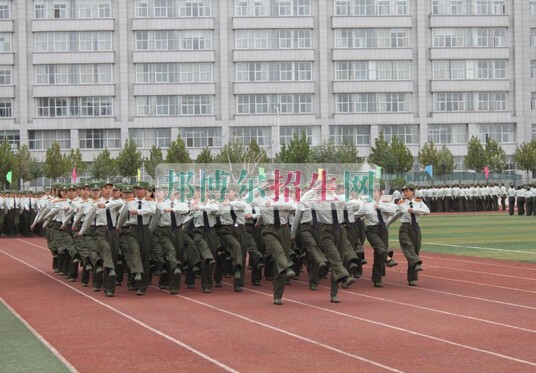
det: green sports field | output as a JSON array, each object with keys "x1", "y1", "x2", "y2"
[{"x1": 389, "y1": 213, "x2": 536, "y2": 263}]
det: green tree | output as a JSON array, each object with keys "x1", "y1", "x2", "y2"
[
  {"x1": 65, "y1": 148, "x2": 87, "y2": 178},
  {"x1": 166, "y1": 135, "x2": 191, "y2": 163},
  {"x1": 436, "y1": 145, "x2": 456, "y2": 181},
  {"x1": 245, "y1": 139, "x2": 268, "y2": 164},
  {"x1": 367, "y1": 133, "x2": 390, "y2": 170},
  {"x1": 0, "y1": 140, "x2": 14, "y2": 188},
  {"x1": 418, "y1": 141, "x2": 439, "y2": 170},
  {"x1": 308, "y1": 141, "x2": 361, "y2": 163},
  {"x1": 513, "y1": 140, "x2": 536, "y2": 182},
  {"x1": 196, "y1": 147, "x2": 214, "y2": 164},
  {"x1": 92, "y1": 148, "x2": 117, "y2": 181},
  {"x1": 485, "y1": 138, "x2": 507, "y2": 173},
  {"x1": 44, "y1": 142, "x2": 68, "y2": 181},
  {"x1": 215, "y1": 139, "x2": 245, "y2": 164},
  {"x1": 390, "y1": 136, "x2": 414, "y2": 176},
  {"x1": 15, "y1": 144, "x2": 33, "y2": 184},
  {"x1": 465, "y1": 136, "x2": 486, "y2": 172},
  {"x1": 144, "y1": 145, "x2": 164, "y2": 180},
  {"x1": 278, "y1": 132, "x2": 310, "y2": 163},
  {"x1": 28, "y1": 160, "x2": 44, "y2": 183},
  {"x1": 117, "y1": 138, "x2": 142, "y2": 178}
]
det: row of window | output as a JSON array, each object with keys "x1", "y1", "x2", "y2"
[
  {"x1": 10, "y1": 122, "x2": 517, "y2": 153},
  {"x1": 3, "y1": 0, "x2": 536, "y2": 22},
  {"x1": 2, "y1": 59, "x2": 533, "y2": 86},
  {"x1": 1, "y1": 28, "x2": 532, "y2": 54},
  {"x1": 1, "y1": 91, "x2": 534, "y2": 118}
]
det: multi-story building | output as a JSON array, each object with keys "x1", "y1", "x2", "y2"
[{"x1": 0, "y1": 0, "x2": 535, "y2": 181}]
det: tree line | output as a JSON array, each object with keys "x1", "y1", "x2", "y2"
[{"x1": 1, "y1": 132, "x2": 535, "y2": 189}]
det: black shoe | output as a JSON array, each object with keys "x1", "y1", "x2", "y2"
[
  {"x1": 173, "y1": 267, "x2": 182, "y2": 275},
  {"x1": 252, "y1": 281, "x2": 261, "y2": 286},
  {"x1": 202, "y1": 288, "x2": 212, "y2": 294},
  {"x1": 348, "y1": 262, "x2": 358, "y2": 274},
  {"x1": 234, "y1": 286, "x2": 243, "y2": 292},
  {"x1": 273, "y1": 298, "x2": 283, "y2": 305},
  {"x1": 134, "y1": 273, "x2": 142, "y2": 281},
  {"x1": 136, "y1": 289, "x2": 146, "y2": 296},
  {"x1": 330, "y1": 296, "x2": 340, "y2": 303},
  {"x1": 374, "y1": 281, "x2": 383, "y2": 288},
  {"x1": 108, "y1": 269, "x2": 116, "y2": 278},
  {"x1": 81, "y1": 283, "x2": 88, "y2": 288},
  {"x1": 105, "y1": 291, "x2": 114, "y2": 297},
  {"x1": 414, "y1": 264, "x2": 423, "y2": 272},
  {"x1": 309, "y1": 284, "x2": 319, "y2": 291},
  {"x1": 95, "y1": 265, "x2": 103, "y2": 274},
  {"x1": 342, "y1": 276, "x2": 355, "y2": 288},
  {"x1": 256, "y1": 261, "x2": 265, "y2": 269},
  {"x1": 386, "y1": 259, "x2": 398, "y2": 267},
  {"x1": 215, "y1": 282, "x2": 222, "y2": 288},
  {"x1": 170, "y1": 289, "x2": 178, "y2": 295},
  {"x1": 408, "y1": 280, "x2": 417, "y2": 287}
]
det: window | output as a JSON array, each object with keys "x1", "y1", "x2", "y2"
[
  {"x1": 36, "y1": 97, "x2": 113, "y2": 117},
  {"x1": 33, "y1": 0, "x2": 112, "y2": 19},
  {"x1": 334, "y1": 28, "x2": 410, "y2": 49},
  {"x1": 335, "y1": 60, "x2": 410, "y2": 81},
  {"x1": 0, "y1": 33, "x2": 11, "y2": 52},
  {"x1": 235, "y1": 62, "x2": 312, "y2": 82},
  {"x1": 235, "y1": 29, "x2": 311, "y2": 49},
  {"x1": 427, "y1": 124, "x2": 467, "y2": 144},
  {"x1": 531, "y1": 61, "x2": 536, "y2": 79},
  {"x1": 34, "y1": 32, "x2": 112, "y2": 52},
  {"x1": 0, "y1": 98, "x2": 12, "y2": 117},
  {"x1": 181, "y1": 127, "x2": 221, "y2": 148},
  {"x1": 236, "y1": 94, "x2": 313, "y2": 114},
  {"x1": 379, "y1": 124, "x2": 419, "y2": 144},
  {"x1": 129, "y1": 128, "x2": 172, "y2": 148},
  {"x1": 133, "y1": 0, "x2": 212, "y2": 18},
  {"x1": 135, "y1": 30, "x2": 212, "y2": 50},
  {"x1": 335, "y1": 0, "x2": 409, "y2": 15},
  {"x1": 0, "y1": 66, "x2": 11, "y2": 85},
  {"x1": 531, "y1": 29, "x2": 536, "y2": 47},
  {"x1": 136, "y1": 95, "x2": 213, "y2": 116},
  {"x1": 0, "y1": 130, "x2": 19, "y2": 150},
  {"x1": 335, "y1": 93, "x2": 411, "y2": 113},
  {"x1": 432, "y1": 60, "x2": 507, "y2": 80},
  {"x1": 433, "y1": 92, "x2": 508, "y2": 112},
  {"x1": 135, "y1": 63, "x2": 213, "y2": 83},
  {"x1": 531, "y1": 0, "x2": 536, "y2": 15},
  {"x1": 0, "y1": 0, "x2": 10, "y2": 19},
  {"x1": 476, "y1": 123, "x2": 515, "y2": 144},
  {"x1": 234, "y1": 0, "x2": 310, "y2": 16},
  {"x1": 231, "y1": 127, "x2": 271, "y2": 146},
  {"x1": 279, "y1": 126, "x2": 321, "y2": 146},
  {"x1": 28, "y1": 130, "x2": 71, "y2": 150},
  {"x1": 431, "y1": 0, "x2": 505, "y2": 15},
  {"x1": 79, "y1": 129, "x2": 121, "y2": 149},
  {"x1": 532, "y1": 92, "x2": 536, "y2": 111},
  {"x1": 329, "y1": 125, "x2": 370, "y2": 145},
  {"x1": 35, "y1": 64, "x2": 113, "y2": 85},
  {"x1": 432, "y1": 28, "x2": 506, "y2": 48}
]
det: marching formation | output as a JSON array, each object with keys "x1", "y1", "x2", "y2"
[{"x1": 1, "y1": 182, "x2": 430, "y2": 305}]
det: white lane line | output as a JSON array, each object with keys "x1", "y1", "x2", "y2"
[
  {"x1": 233, "y1": 286, "x2": 536, "y2": 369},
  {"x1": 149, "y1": 285, "x2": 404, "y2": 373},
  {"x1": 418, "y1": 255, "x2": 536, "y2": 272},
  {"x1": 292, "y1": 280, "x2": 536, "y2": 334},
  {"x1": 388, "y1": 269, "x2": 536, "y2": 295},
  {"x1": 420, "y1": 266, "x2": 536, "y2": 281},
  {"x1": 0, "y1": 249, "x2": 239, "y2": 373},
  {"x1": 0, "y1": 297, "x2": 79, "y2": 373},
  {"x1": 381, "y1": 280, "x2": 536, "y2": 311},
  {"x1": 425, "y1": 242, "x2": 536, "y2": 255}
]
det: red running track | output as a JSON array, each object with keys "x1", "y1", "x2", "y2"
[{"x1": 1, "y1": 237, "x2": 535, "y2": 373}]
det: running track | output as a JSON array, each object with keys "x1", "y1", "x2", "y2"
[{"x1": 1, "y1": 237, "x2": 535, "y2": 373}]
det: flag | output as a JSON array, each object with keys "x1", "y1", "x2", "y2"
[
  {"x1": 484, "y1": 166, "x2": 489, "y2": 179},
  {"x1": 137, "y1": 168, "x2": 141, "y2": 182},
  {"x1": 6, "y1": 170, "x2": 12, "y2": 183},
  {"x1": 425, "y1": 165, "x2": 433, "y2": 178},
  {"x1": 71, "y1": 166, "x2": 77, "y2": 183},
  {"x1": 375, "y1": 166, "x2": 382, "y2": 179}
]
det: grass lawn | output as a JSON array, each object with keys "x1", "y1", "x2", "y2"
[{"x1": 388, "y1": 213, "x2": 536, "y2": 263}]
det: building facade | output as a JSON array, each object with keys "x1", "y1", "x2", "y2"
[{"x1": 0, "y1": 0, "x2": 535, "y2": 179}]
